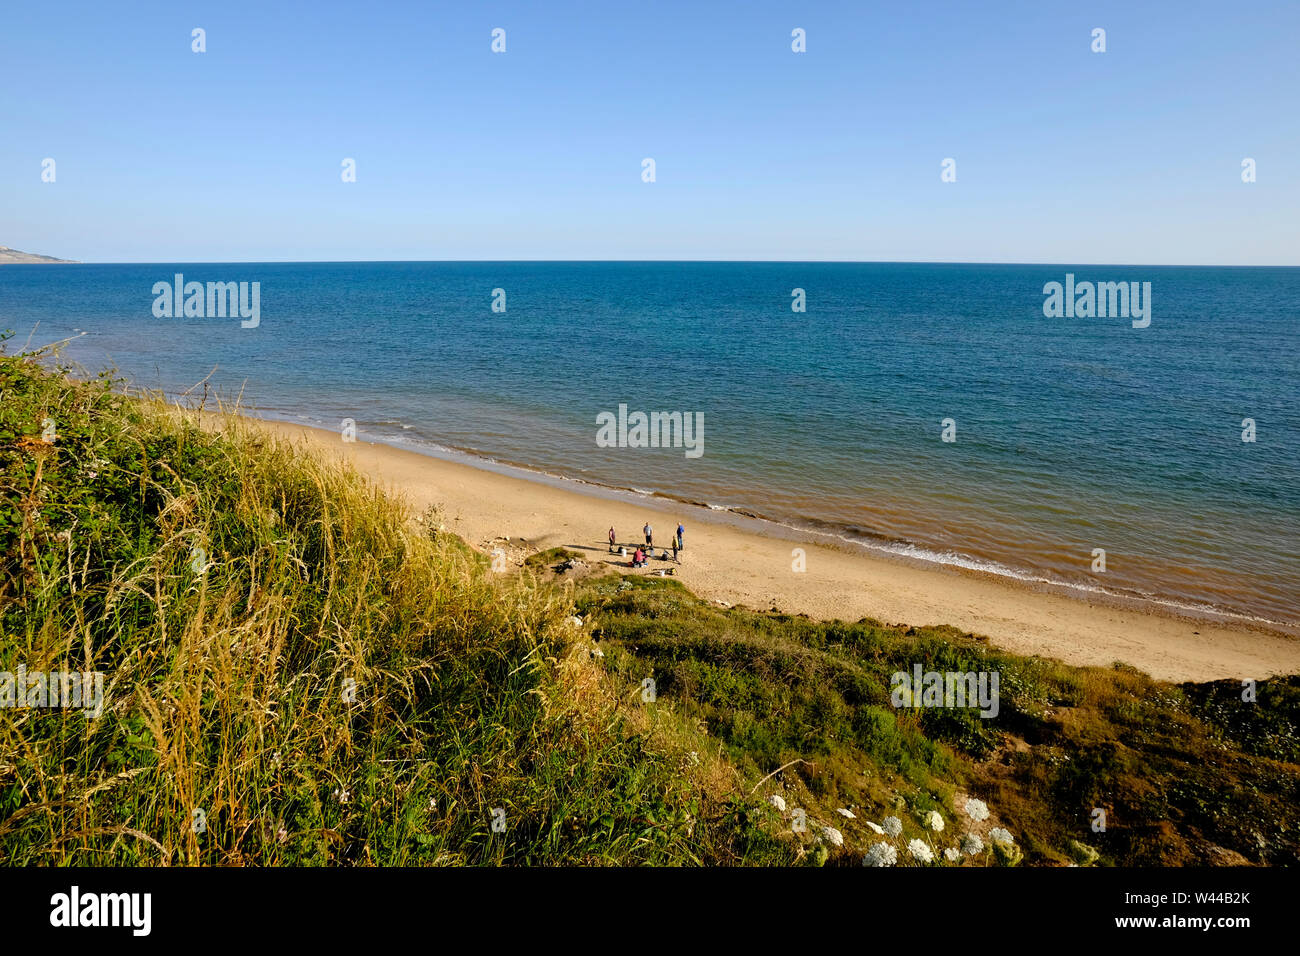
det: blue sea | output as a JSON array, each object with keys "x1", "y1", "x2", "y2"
[{"x1": 3, "y1": 262, "x2": 1297, "y2": 627}]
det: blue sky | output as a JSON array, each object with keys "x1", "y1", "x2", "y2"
[{"x1": 2, "y1": 0, "x2": 1296, "y2": 264}]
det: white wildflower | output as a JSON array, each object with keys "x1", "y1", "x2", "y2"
[
  {"x1": 944, "y1": 847, "x2": 961, "y2": 862},
  {"x1": 882, "y1": 815, "x2": 903, "y2": 838},
  {"x1": 962, "y1": 832, "x2": 984, "y2": 855},
  {"x1": 907, "y1": 838, "x2": 934, "y2": 863},
  {"x1": 924, "y1": 810, "x2": 945, "y2": 832},
  {"x1": 989, "y1": 827, "x2": 1015, "y2": 846},
  {"x1": 963, "y1": 797, "x2": 990, "y2": 822},
  {"x1": 863, "y1": 842, "x2": 897, "y2": 867},
  {"x1": 768, "y1": 794, "x2": 787, "y2": 812},
  {"x1": 865, "y1": 821, "x2": 884, "y2": 835},
  {"x1": 820, "y1": 825, "x2": 844, "y2": 848},
  {"x1": 836, "y1": 808, "x2": 856, "y2": 819}
]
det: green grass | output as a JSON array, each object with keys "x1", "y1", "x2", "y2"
[
  {"x1": 0, "y1": 344, "x2": 791, "y2": 865},
  {"x1": 522, "y1": 547, "x2": 583, "y2": 572},
  {"x1": 576, "y1": 575, "x2": 1300, "y2": 866},
  {"x1": 4, "y1": 341, "x2": 1297, "y2": 867}
]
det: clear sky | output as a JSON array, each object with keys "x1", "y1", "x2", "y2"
[{"x1": 2, "y1": 0, "x2": 1297, "y2": 264}]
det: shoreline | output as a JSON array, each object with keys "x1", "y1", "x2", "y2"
[
  {"x1": 207, "y1": 409, "x2": 1300, "y2": 684},
  {"x1": 231, "y1": 410, "x2": 1298, "y2": 634}
]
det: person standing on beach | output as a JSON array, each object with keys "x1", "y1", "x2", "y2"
[
  {"x1": 608, "y1": 526, "x2": 617, "y2": 553},
  {"x1": 676, "y1": 523, "x2": 684, "y2": 551},
  {"x1": 644, "y1": 523, "x2": 653, "y2": 548},
  {"x1": 672, "y1": 536, "x2": 679, "y2": 563}
]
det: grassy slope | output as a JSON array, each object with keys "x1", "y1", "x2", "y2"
[
  {"x1": 3, "y1": 348, "x2": 1297, "y2": 866},
  {"x1": 0, "y1": 349, "x2": 789, "y2": 865},
  {"x1": 577, "y1": 569, "x2": 1300, "y2": 866}
]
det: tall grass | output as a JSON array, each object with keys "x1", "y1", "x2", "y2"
[
  {"x1": 5, "y1": 344, "x2": 1297, "y2": 868},
  {"x1": 0, "y1": 347, "x2": 789, "y2": 865}
]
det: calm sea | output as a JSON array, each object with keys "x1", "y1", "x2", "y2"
[{"x1": 3, "y1": 262, "x2": 1297, "y2": 626}]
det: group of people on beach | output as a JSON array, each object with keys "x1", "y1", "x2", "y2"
[{"x1": 609, "y1": 521, "x2": 684, "y2": 569}]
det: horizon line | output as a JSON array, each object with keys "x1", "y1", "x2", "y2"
[{"x1": 12, "y1": 257, "x2": 1300, "y2": 268}]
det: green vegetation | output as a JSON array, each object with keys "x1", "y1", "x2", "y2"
[
  {"x1": 3, "y1": 343, "x2": 1297, "y2": 866},
  {"x1": 577, "y1": 576, "x2": 1300, "y2": 865},
  {"x1": 522, "y1": 547, "x2": 583, "y2": 572},
  {"x1": 0, "y1": 345, "x2": 789, "y2": 865}
]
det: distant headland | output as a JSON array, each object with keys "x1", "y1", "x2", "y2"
[{"x1": 0, "y1": 245, "x2": 76, "y2": 264}]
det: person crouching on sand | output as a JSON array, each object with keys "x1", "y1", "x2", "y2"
[
  {"x1": 632, "y1": 547, "x2": 646, "y2": 568},
  {"x1": 608, "y1": 526, "x2": 616, "y2": 553}
]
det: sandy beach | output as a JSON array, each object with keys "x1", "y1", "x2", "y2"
[{"x1": 219, "y1": 415, "x2": 1300, "y2": 684}]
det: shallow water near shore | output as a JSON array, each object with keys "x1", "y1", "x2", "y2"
[{"x1": 4, "y1": 260, "x2": 1297, "y2": 626}]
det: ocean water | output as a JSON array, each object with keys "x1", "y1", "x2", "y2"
[{"x1": 3, "y1": 261, "x2": 1297, "y2": 627}]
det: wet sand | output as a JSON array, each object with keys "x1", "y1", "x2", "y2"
[{"x1": 216, "y1": 414, "x2": 1300, "y2": 684}]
